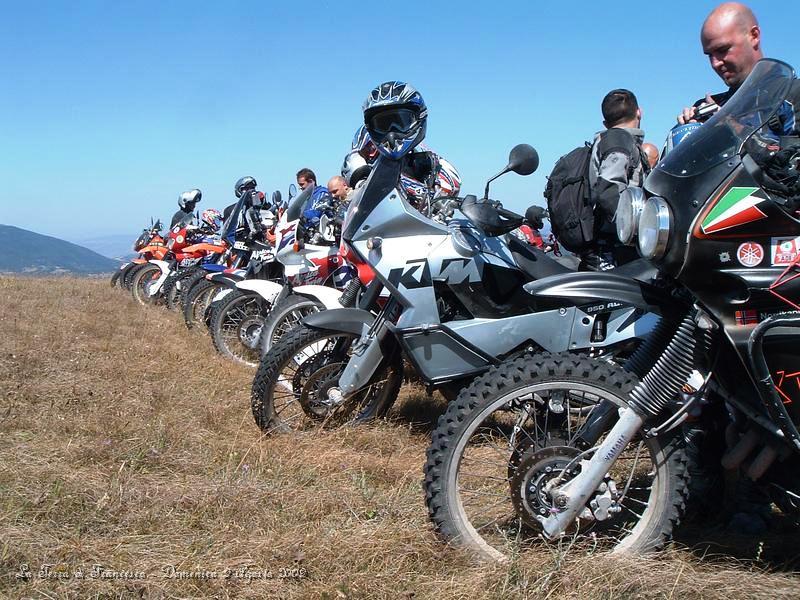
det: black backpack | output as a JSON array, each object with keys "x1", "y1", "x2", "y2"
[
  {"x1": 543, "y1": 142, "x2": 594, "y2": 254},
  {"x1": 544, "y1": 130, "x2": 648, "y2": 254}
]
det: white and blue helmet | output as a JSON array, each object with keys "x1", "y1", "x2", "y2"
[{"x1": 363, "y1": 81, "x2": 427, "y2": 159}]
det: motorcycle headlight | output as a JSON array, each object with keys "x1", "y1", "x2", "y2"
[
  {"x1": 615, "y1": 187, "x2": 645, "y2": 245},
  {"x1": 637, "y1": 196, "x2": 671, "y2": 259}
]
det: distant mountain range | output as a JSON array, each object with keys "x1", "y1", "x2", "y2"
[
  {"x1": 0, "y1": 224, "x2": 120, "y2": 274},
  {"x1": 71, "y1": 233, "x2": 138, "y2": 261}
]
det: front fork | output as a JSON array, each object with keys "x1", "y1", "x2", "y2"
[
  {"x1": 540, "y1": 407, "x2": 644, "y2": 538},
  {"x1": 336, "y1": 297, "x2": 398, "y2": 399}
]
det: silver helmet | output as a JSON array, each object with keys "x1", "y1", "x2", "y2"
[
  {"x1": 341, "y1": 151, "x2": 371, "y2": 188},
  {"x1": 178, "y1": 189, "x2": 202, "y2": 210}
]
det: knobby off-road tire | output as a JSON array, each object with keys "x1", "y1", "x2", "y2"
[
  {"x1": 163, "y1": 267, "x2": 196, "y2": 310},
  {"x1": 110, "y1": 268, "x2": 123, "y2": 287},
  {"x1": 123, "y1": 263, "x2": 147, "y2": 290},
  {"x1": 259, "y1": 294, "x2": 324, "y2": 358},
  {"x1": 423, "y1": 352, "x2": 688, "y2": 562},
  {"x1": 251, "y1": 324, "x2": 403, "y2": 434},
  {"x1": 178, "y1": 269, "x2": 210, "y2": 314},
  {"x1": 131, "y1": 264, "x2": 162, "y2": 306},
  {"x1": 183, "y1": 280, "x2": 219, "y2": 330},
  {"x1": 210, "y1": 290, "x2": 271, "y2": 367}
]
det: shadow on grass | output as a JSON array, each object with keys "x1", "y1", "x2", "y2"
[
  {"x1": 389, "y1": 387, "x2": 450, "y2": 435},
  {"x1": 674, "y1": 512, "x2": 800, "y2": 572}
]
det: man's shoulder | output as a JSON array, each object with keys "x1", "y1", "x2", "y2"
[{"x1": 596, "y1": 128, "x2": 638, "y2": 158}]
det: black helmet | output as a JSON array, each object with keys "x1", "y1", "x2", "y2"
[
  {"x1": 363, "y1": 81, "x2": 427, "y2": 159},
  {"x1": 234, "y1": 176, "x2": 257, "y2": 198},
  {"x1": 178, "y1": 189, "x2": 202, "y2": 211},
  {"x1": 525, "y1": 205, "x2": 546, "y2": 230}
]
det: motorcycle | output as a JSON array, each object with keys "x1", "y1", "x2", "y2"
[
  {"x1": 112, "y1": 220, "x2": 166, "y2": 289},
  {"x1": 179, "y1": 191, "x2": 280, "y2": 329},
  {"x1": 250, "y1": 143, "x2": 660, "y2": 434},
  {"x1": 422, "y1": 59, "x2": 800, "y2": 560},
  {"x1": 209, "y1": 186, "x2": 363, "y2": 367},
  {"x1": 129, "y1": 215, "x2": 224, "y2": 306}
]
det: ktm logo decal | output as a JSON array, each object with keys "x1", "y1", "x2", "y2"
[{"x1": 388, "y1": 259, "x2": 432, "y2": 290}]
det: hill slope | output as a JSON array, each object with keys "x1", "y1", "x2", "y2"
[
  {"x1": 1, "y1": 277, "x2": 799, "y2": 598},
  {"x1": 0, "y1": 224, "x2": 120, "y2": 273}
]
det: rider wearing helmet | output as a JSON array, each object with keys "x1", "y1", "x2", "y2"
[
  {"x1": 234, "y1": 176, "x2": 258, "y2": 199},
  {"x1": 360, "y1": 86, "x2": 461, "y2": 214},
  {"x1": 200, "y1": 208, "x2": 223, "y2": 232},
  {"x1": 172, "y1": 189, "x2": 201, "y2": 227}
]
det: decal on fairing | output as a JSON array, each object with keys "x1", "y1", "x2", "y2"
[
  {"x1": 771, "y1": 236, "x2": 800, "y2": 266},
  {"x1": 701, "y1": 187, "x2": 768, "y2": 234},
  {"x1": 736, "y1": 242, "x2": 765, "y2": 267},
  {"x1": 438, "y1": 257, "x2": 481, "y2": 285},
  {"x1": 387, "y1": 258, "x2": 432, "y2": 290},
  {"x1": 775, "y1": 369, "x2": 800, "y2": 405},
  {"x1": 277, "y1": 224, "x2": 297, "y2": 250}
]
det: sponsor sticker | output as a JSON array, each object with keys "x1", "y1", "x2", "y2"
[
  {"x1": 771, "y1": 236, "x2": 800, "y2": 266},
  {"x1": 737, "y1": 242, "x2": 764, "y2": 267},
  {"x1": 701, "y1": 187, "x2": 767, "y2": 234}
]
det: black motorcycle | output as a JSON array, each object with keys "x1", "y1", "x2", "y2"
[{"x1": 424, "y1": 59, "x2": 800, "y2": 560}]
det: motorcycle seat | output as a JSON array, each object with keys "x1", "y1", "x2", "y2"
[{"x1": 507, "y1": 236, "x2": 573, "y2": 281}]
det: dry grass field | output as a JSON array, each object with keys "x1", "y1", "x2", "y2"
[{"x1": 2, "y1": 275, "x2": 800, "y2": 599}]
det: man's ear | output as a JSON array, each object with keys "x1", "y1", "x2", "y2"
[{"x1": 750, "y1": 25, "x2": 761, "y2": 50}]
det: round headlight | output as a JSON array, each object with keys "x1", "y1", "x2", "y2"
[
  {"x1": 637, "y1": 197, "x2": 671, "y2": 259},
  {"x1": 616, "y1": 187, "x2": 645, "y2": 245}
]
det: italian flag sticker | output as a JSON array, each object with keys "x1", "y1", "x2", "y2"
[{"x1": 701, "y1": 187, "x2": 767, "y2": 234}]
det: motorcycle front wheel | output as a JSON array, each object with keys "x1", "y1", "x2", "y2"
[
  {"x1": 251, "y1": 324, "x2": 403, "y2": 434},
  {"x1": 131, "y1": 264, "x2": 163, "y2": 306},
  {"x1": 259, "y1": 293, "x2": 324, "y2": 357},
  {"x1": 424, "y1": 352, "x2": 688, "y2": 561},
  {"x1": 210, "y1": 290, "x2": 270, "y2": 366}
]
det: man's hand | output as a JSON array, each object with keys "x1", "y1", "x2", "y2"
[
  {"x1": 677, "y1": 93, "x2": 715, "y2": 124},
  {"x1": 677, "y1": 106, "x2": 697, "y2": 125}
]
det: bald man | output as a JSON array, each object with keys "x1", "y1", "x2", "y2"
[
  {"x1": 327, "y1": 176, "x2": 352, "y2": 202},
  {"x1": 641, "y1": 143, "x2": 659, "y2": 169},
  {"x1": 678, "y1": 2, "x2": 762, "y2": 124}
]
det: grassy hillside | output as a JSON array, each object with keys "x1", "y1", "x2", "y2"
[
  {"x1": 1, "y1": 277, "x2": 798, "y2": 598},
  {"x1": 0, "y1": 224, "x2": 119, "y2": 273}
]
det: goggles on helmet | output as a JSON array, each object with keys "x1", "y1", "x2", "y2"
[{"x1": 366, "y1": 108, "x2": 418, "y2": 137}]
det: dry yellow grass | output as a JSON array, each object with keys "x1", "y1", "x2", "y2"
[{"x1": 1, "y1": 276, "x2": 799, "y2": 599}]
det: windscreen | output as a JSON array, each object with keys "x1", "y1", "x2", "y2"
[{"x1": 659, "y1": 60, "x2": 795, "y2": 177}]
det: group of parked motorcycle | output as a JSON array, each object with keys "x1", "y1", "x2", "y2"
[{"x1": 111, "y1": 61, "x2": 800, "y2": 562}]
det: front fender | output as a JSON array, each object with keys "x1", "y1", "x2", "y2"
[
  {"x1": 236, "y1": 279, "x2": 284, "y2": 303},
  {"x1": 302, "y1": 308, "x2": 375, "y2": 336},
  {"x1": 523, "y1": 272, "x2": 671, "y2": 314},
  {"x1": 208, "y1": 273, "x2": 243, "y2": 288},
  {"x1": 291, "y1": 284, "x2": 343, "y2": 310},
  {"x1": 148, "y1": 259, "x2": 172, "y2": 275}
]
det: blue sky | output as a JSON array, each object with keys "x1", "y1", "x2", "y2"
[{"x1": 0, "y1": 0, "x2": 797, "y2": 242}]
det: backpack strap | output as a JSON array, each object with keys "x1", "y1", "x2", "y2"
[{"x1": 597, "y1": 128, "x2": 650, "y2": 180}]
